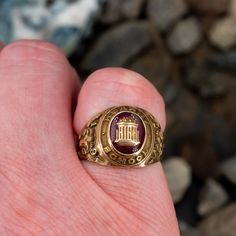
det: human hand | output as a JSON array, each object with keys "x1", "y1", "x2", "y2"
[{"x1": 0, "y1": 40, "x2": 179, "y2": 235}]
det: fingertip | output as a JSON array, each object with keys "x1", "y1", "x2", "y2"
[
  {"x1": 0, "y1": 39, "x2": 80, "y2": 97},
  {"x1": 74, "y1": 67, "x2": 166, "y2": 132}
]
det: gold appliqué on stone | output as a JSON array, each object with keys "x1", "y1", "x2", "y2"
[
  {"x1": 77, "y1": 106, "x2": 164, "y2": 167},
  {"x1": 115, "y1": 116, "x2": 140, "y2": 147}
]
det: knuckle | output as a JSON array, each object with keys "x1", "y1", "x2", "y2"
[
  {"x1": 86, "y1": 67, "x2": 166, "y2": 128},
  {"x1": 0, "y1": 40, "x2": 64, "y2": 65},
  {"x1": 0, "y1": 40, "x2": 70, "y2": 84}
]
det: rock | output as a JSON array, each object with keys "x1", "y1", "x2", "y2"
[
  {"x1": 11, "y1": 1, "x2": 48, "y2": 41},
  {"x1": 182, "y1": 228, "x2": 201, "y2": 236},
  {"x1": 100, "y1": 0, "x2": 144, "y2": 23},
  {"x1": 146, "y1": 0, "x2": 187, "y2": 32},
  {"x1": 209, "y1": 17, "x2": 236, "y2": 51},
  {"x1": 180, "y1": 133, "x2": 219, "y2": 180},
  {"x1": 47, "y1": 26, "x2": 81, "y2": 55},
  {"x1": 229, "y1": 0, "x2": 236, "y2": 15},
  {"x1": 184, "y1": 60, "x2": 207, "y2": 88},
  {"x1": 210, "y1": 115, "x2": 236, "y2": 159},
  {"x1": 47, "y1": 0, "x2": 68, "y2": 14},
  {"x1": 46, "y1": 0, "x2": 104, "y2": 55},
  {"x1": 164, "y1": 87, "x2": 201, "y2": 157},
  {"x1": 199, "y1": 204, "x2": 236, "y2": 236},
  {"x1": 198, "y1": 179, "x2": 228, "y2": 216},
  {"x1": 180, "y1": 222, "x2": 201, "y2": 236},
  {"x1": 199, "y1": 72, "x2": 228, "y2": 98},
  {"x1": 184, "y1": 60, "x2": 227, "y2": 98},
  {"x1": 207, "y1": 52, "x2": 236, "y2": 72},
  {"x1": 221, "y1": 156, "x2": 236, "y2": 183},
  {"x1": 129, "y1": 42, "x2": 173, "y2": 103},
  {"x1": 163, "y1": 157, "x2": 191, "y2": 203},
  {"x1": 19, "y1": 3, "x2": 49, "y2": 31},
  {"x1": 130, "y1": 49, "x2": 170, "y2": 90},
  {"x1": 167, "y1": 17, "x2": 202, "y2": 54},
  {"x1": 187, "y1": 0, "x2": 229, "y2": 14},
  {"x1": 203, "y1": 77, "x2": 227, "y2": 98},
  {"x1": 81, "y1": 21, "x2": 154, "y2": 71}
]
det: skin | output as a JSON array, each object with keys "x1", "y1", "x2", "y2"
[{"x1": 0, "y1": 40, "x2": 180, "y2": 236}]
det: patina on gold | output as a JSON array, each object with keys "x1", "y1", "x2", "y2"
[{"x1": 77, "y1": 106, "x2": 164, "y2": 168}]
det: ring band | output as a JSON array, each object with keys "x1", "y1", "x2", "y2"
[{"x1": 77, "y1": 106, "x2": 164, "y2": 168}]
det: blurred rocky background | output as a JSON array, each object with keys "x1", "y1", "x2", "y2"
[{"x1": 0, "y1": 0, "x2": 236, "y2": 235}]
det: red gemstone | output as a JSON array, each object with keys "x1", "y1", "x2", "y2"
[{"x1": 110, "y1": 112, "x2": 145, "y2": 154}]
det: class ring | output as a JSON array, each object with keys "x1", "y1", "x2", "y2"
[{"x1": 77, "y1": 106, "x2": 164, "y2": 168}]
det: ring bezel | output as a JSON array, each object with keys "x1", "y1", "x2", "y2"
[{"x1": 97, "y1": 106, "x2": 155, "y2": 167}]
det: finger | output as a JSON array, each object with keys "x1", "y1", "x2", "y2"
[
  {"x1": 74, "y1": 68, "x2": 179, "y2": 235},
  {"x1": 0, "y1": 40, "x2": 80, "y2": 180}
]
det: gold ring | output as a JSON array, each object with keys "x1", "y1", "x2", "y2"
[{"x1": 77, "y1": 106, "x2": 164, "y2": 168}]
